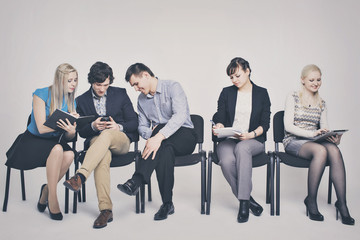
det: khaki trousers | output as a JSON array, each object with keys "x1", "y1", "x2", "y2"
[{"x1": 77, "y1": 129, "x2": 130, "y2": 211}]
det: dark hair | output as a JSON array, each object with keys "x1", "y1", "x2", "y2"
[
  {"x1": 88, "y1": 61, "x2": 114, "y2": 84},
  {"x1": 226, "y1": 57, "x2": 251, "y2": 77},
  {"x1": 125, "y1": 63, "x2": 155, "y2": 82}
]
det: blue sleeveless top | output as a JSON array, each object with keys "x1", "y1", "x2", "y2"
[{"x1": 27, "y1": 87, "x2": 76, "y2": 138}]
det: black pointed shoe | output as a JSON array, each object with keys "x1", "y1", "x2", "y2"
[
  {"x1": 237, "y1": 200, "x2": 250, "y2": 223},
  {"x1": 117, "y1": 179, "x2": 140, "y2": 196},
  {"x1": 304, "y1": 197, "x2": 324, "y2": 221},
  {"x1": 249, "y1": 196, "x2": 263, "y2": 216},
  {"x1": 37, "y1": 184, "x2": 47, "y2": 213},
  {"x1": 47, "y1": 205, "x2": 63, "y2": 221},
  {"x1": 154, "y1": 202, "x2": 175, "y2": 221},
  {"x1": 335, "y1": 201, "x2": 355, "y2": 225}
]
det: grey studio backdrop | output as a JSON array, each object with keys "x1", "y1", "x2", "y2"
[{"x1": 0, "y1": 0, "x2": 359, "y2": 240}]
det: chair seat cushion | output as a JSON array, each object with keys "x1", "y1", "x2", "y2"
[
  {"x1": 110, "y1": 152, "x2": 137, "y2": 167},
  {"x1": 252, "y1": 152, "x2": 270, "y2": 167},
  {"x1": 77, "y1": 151, "x2": 137, "y2": 168},
  {"x1": 277, "y1": 151, "x2": 330, "y2": 168},
  {"x1": 175, "y1": 152, "x2": 204, "y2": 167},
  {"x1": 277, "y1": 151, "x2": 311, "y2": 168}
]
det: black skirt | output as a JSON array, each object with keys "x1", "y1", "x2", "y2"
[{"x1": 5, "y1": 130, "x2": 73, "y2": 170}]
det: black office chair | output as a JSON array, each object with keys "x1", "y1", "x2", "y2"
[
  {"x1": 273, "y1": 111, "x2": 332, "y2": 216},
  {"x1": 206, "y1": 114, "x2": 274, "y2": 216},
  {"x1": 3, "y1": 115, "x2": 74, "y2": 213},
  {"x1": 73, "y1": 135, "x2": 142, "y2": 214},
  {"x1": 140, "y1": 114, "x2": 207, "y2": 214}
]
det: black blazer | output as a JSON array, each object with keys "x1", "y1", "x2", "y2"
[
  {"x1": 76, "y1": 86, "x2": 138, "y2": 144},
  {"x1": 213, "y1": 81, "x2": 271, "y2": 143}
]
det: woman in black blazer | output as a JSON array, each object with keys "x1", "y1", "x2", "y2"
[{"x1": 212, "y1": 57, "x2": 271, "y2": 223}]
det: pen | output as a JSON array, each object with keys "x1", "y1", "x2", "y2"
[{"x1": 210, "y1": 120, "x2": 216, "y2": 126}]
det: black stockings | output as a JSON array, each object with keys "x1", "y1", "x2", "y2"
[{"x1": 299, "y1": 141, "x2": 350, "y2": 217}]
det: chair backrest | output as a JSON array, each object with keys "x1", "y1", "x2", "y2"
[
  {"x1": 273, "y1": 111, "x2": 285, "y2": 143},
  {"x1": 27, "y1": 115, "x2": 31, "y2": 126},
  {"x1": 190, "y1": 114, "x2": 204, "y2": 144}
]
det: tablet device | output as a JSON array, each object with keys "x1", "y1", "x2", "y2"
[{"x1": 311, "y1": 129, "x2": 348, "y2": 142}]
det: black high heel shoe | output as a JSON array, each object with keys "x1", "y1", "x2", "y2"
[
  {"x1": 304, "y1": 197, "x2": 324, "y2": 221},
  {"x1": 47, "y1": 204, "x2": 63, "y2": 221},
  {"x1": 335, "y1": 201, "x2": 355, "y2": 225},
  {"x1": 37, "y1": 184, "x2": 47, "y2": 212}
]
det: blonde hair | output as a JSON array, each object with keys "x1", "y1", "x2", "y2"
[
  {"x1": 299, "y1": 64, "x2": 323, "y2": 108},
  {"x1": 49, "y1": 63, "x2": 78, "y2": 115}
]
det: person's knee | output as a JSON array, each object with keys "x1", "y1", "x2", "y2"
[
  {"x1": 98, "y1": 129, "x2": 113, "y2": 139},
  {"x1": 325, "y1": 143, "x2": 342, "y2": 159},
  {"x1": 63, "y1": 151, "x2": 74, "y2": 166},
  {"x1": 234, "y1": 142, "x2": 252, "y2": 156},
  {"x1": 217, "y1": 142, "x2": 233, "y2": 155},
  {"x1": 314, "y1": 145, "x2": 327, "y2": 160},
  {"x1": 325, "y1": 143, "x2": 340, "y2": 154},
  {"x1": 218, "y1": 157, "x2": 234, "y2": 169},
  {"x1": 51, "y1": 144, "x2": 64, "y2": 155}
]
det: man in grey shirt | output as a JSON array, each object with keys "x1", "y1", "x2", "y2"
[{"x1": 117, "y1": 63, "x2": 197, "y2": 221}]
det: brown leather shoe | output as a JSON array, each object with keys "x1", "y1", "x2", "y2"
[
  {"x1": 63, "y1": 174, "x2": 82, "y2": 192},
  {"x1": 93, "y1": 210, "x2": 113, "y2": 229}
]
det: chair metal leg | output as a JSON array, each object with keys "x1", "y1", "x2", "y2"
[
  {"x1": 82, "y1": 183, "x2": 86, "y2": 202},
  {"x1": 266, "y1": 158, "x2": 271, "y2": 204},
  {"x1": 64, "y1": 170, "x2": 69, "y2": 214},
  {"x1": 73, "y1": 156, "x2": 79, "y2": 213},
  {"x1": 269, "y1": 152, "x2": 275, "y2": 216},
  {"x1": 2, "y1": 167, "x2": 11, "y2": 212},
  {"x1": 275, "y1": 155, "x2": 280, "y2": 216},
  {"x1": 140, "y1": 184, "x2": 145, "y2": 213},
  {"x1": 135, "y1": 191, "x2": 140, "y2": 213},
  {"x1": 73, "y1": 191, "x2": 78, "y2": 214},
  {"x1": 205, "y1": 152, "x2": 213, "y2": 215},
  {"x1": 200, "y1": 152, "x2": 206, "y2": 214},
  {"x1": 147, "y1": 181, "x2": 152, "y2": 202},
  {"x1": 20, "y1": 170, "x2": 26, "y2": 201},
  {"x1": 327, "y1": 173, "x2": 332, "y2": 204}
]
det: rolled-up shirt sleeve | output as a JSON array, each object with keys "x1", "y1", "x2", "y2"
[
  {"x1": 137, "y1": 100, "x2": 153, "y2": 140},
  {"x1": 158, "y1": 82, "x2": 189, "y2": 138}
]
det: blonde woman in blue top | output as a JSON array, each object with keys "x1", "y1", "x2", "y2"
[{"x1": 6, "y1": 63, "x2": 78, "y2": 220}]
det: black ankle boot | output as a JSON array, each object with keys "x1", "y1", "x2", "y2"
[
  {"x1": 237, "y1": 200, "x2": 249, "y2": 223},
  {"x1": 249, "y1": 196, "x2": 263, "y2": 216}
]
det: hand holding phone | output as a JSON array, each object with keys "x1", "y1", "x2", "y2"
[{"x1": 100, "y1": 116, "x2": 110, "y2": 122}]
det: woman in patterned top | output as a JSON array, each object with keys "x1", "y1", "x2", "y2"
[
  {"x1": 283, "y1": 64, "x2": 354, "y2": 225},
  {"x1": 6, "y1": 63, "x2": 78, "y2": 221}
]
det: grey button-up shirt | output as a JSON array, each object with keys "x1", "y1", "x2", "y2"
[{"x1": 137, "y1": 79, "x2": 194, "y2": 139}]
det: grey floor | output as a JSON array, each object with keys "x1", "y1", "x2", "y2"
[{"x1": 0, "y1": 162, "x2": 358, "y2": 240}]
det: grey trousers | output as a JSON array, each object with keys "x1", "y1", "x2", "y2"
[{"x1": 217, "y1": 138, "x2": 265, "y2": 200}]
